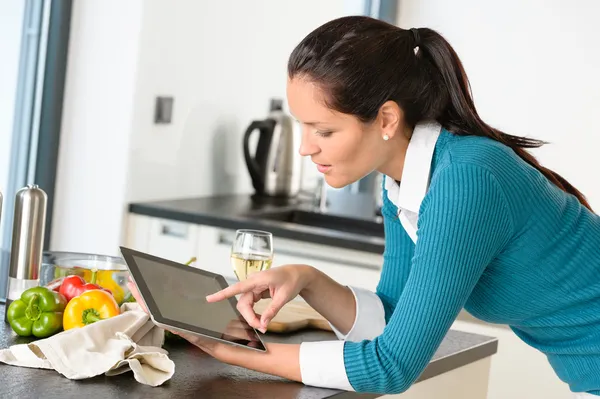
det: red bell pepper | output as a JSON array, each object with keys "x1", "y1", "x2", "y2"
[
  {"x1": 59, "y1": 269, "x2": 112, "y2": 302},
  {"x1": 45, "y1": 277, "x2": 65, "y2": 292}
]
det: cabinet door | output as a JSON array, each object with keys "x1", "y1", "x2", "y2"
[
  {"x1": 146, "y1": 218, "x2": 199, "y2": 263},
  {"x1": 123, "y1": 213, "x2": 152, "y2": 252},
  {"x1": 195, "y1": 225, "x2": 236, "y2": 279}
]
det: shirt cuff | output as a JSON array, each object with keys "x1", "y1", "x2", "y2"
[
  {"x1": 299, "y1": 340, "x2": 354, "y2": 391},
  {"x1": 330, "y1": 286, "x2": 386, "y2": 342}
]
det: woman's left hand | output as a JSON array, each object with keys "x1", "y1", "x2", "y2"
[
  {"x1": 167, "y1": 329, "x2": 220, "y2": 355},
  {"x1": 169, "y1": 318, "x2": 262, "y2": 355},
  {"x1": 126, "y1": 278, "x2": 223, "y2": 357}
]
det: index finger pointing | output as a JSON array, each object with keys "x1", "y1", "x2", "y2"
[{"x1": 206, "y1": 280, "x2": 254, "y2": 302}]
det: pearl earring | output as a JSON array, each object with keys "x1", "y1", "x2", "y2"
[{"x1": 383, "y1": 134, "x2": 390, "y2": 141}]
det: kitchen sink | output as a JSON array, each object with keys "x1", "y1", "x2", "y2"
[{"x1": 248, "y1": 209, "x2": 384, "y2": 238}]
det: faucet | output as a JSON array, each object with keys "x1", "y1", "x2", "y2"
[{"x1": 314, "y1": 177, "x2": 328, "y2": 213}]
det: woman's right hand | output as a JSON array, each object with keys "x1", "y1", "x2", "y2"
[{"x1": 206, "y1": 264, "x2": 315, "y2": 333}]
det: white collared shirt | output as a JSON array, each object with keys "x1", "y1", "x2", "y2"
[{"x1": 299, "y1": 121, "x2": 443, "y2": 391}]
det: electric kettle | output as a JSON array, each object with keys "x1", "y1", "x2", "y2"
[{"x1": 243, "y1": 99, "x2": 303, "y2": 197}]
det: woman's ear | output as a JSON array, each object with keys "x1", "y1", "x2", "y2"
[{"x1": 378, "y1": 101, "x2": 403, "y2": 140}]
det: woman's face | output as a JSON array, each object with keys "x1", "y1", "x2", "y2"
[{"x1": 286, "y1": 77, "x2": 396, "y2": 188}]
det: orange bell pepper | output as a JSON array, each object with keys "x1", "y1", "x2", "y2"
[{"x1": 63, "y1": 290, "x2": 120, "y2": 330}]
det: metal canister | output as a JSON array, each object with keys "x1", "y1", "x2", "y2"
[{"x1": 4, "y1": 185, "x2": 47, "y2": 322}]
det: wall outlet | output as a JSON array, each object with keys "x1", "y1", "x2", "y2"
[{"x1": 154, "y1": 96, "x2": 174, "y2": 124}]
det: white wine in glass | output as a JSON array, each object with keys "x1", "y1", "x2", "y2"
[{"x1": 230, "y1": 229, "x2": 273, "y2": 281}]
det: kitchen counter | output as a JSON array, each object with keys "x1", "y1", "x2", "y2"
[
  {"x1": 0, "y1": 304, "x2": 497, "y2": 399},
  {"x1": 129, "y1": 194, "x2": 386, "y2": 254}
]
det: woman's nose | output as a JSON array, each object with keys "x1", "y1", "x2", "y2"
[{"x1": 299, "y1": 130, "x2": 319, "y2": 157}]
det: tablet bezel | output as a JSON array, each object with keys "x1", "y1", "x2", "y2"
[{"x1": 119, "y1": 246, "x2": 267, "y2": 352}]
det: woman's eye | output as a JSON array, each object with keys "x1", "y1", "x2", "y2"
[{"x1": 315, "y1": 130, "x2": 333, "y2": 138}]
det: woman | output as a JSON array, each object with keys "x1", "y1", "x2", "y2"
[{"x1": 129, "y1": 16, "x2": 600, "y2": 397}]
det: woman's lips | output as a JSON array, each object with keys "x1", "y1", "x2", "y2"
[{"x1": 316, "y1": 164, "x2": 331, "y2": 173}]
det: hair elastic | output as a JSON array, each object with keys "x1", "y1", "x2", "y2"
[
  {"x1": 410, "y1": 28, "x2": 420, "y2": 46},
  {"x1": 410, "y1": 28, "x2": 420, "y2": 55}
]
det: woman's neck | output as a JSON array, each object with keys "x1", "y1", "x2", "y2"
[{"x1": 376, "y1": 126, "x2": 412, "y2": 182}]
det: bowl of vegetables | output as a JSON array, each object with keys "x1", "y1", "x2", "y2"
[{"x1": 40, "y1": 251, "x2": 132, "y2": 305}]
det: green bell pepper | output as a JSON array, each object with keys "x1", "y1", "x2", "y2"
[{"x1": 7, "y1": 286, "x2": 67, "y2": 338}]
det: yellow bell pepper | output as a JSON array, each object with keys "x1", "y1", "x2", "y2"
[
  {"x1": 63, "y1": 290, "x2": 120, "y2": 330},
  {"x1": 81, "y1": 269, "x2": 125, "y2": 304},
  {"x1": 95, "y1": 271, "x2": 125, "y2": 304}
]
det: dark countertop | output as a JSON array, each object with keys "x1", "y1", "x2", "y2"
[
  {"x1": 129, "y1": 194, "x2": 386, "y2": 254},
  {"x1": 0, "y1": 304, "x2": 497, "y2": 398}
]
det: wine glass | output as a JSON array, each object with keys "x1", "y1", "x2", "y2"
[{"x1": 230, "y1": 229, "x2": 273, "y2": 281}]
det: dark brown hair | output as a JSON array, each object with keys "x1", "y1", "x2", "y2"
[{"x1": 288, "y1": 16, "x2": 592, "y2": 211}]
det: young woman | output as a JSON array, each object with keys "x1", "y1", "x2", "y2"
[{"x1": 129, "y1": 16, "x2": 600, "y2": 397}]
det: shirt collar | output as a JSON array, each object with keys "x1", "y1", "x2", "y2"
[{"x1": 384, "y1": 120, "x2": 442, "y2": 213}]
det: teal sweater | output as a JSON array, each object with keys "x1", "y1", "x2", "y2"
[{"x1": 343, "y1": 129, "x2": 600, "y2": 394}]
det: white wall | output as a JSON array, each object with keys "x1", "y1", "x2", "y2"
[
  {"x1": 52, "y1": 0, "x2": 355, "y2": 255},
  {"x1": 397, "y1": 1, "x2": 600, "y2": 397},
  {"x1": 397, "y1": 0, "x2": 600, "y2": 210},
  {"x1": 0, "y1": 0, "x2": 25, "y2": 244},
  {"x1": 50, "y1": 0, "x2": 143, "y2": 254},
  {"x1": 125, "y1": 0, "x2": 350, "y2": 203}
]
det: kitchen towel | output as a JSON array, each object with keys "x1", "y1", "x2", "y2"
[{"x1": 0, "y1": 302, "x2": 174, "y2": 386}]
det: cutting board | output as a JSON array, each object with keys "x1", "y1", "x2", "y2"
[{"x1": 252, "y1": 298, "x2": 333, "y2": 333}]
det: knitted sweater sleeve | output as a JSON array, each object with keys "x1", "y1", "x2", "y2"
[{"x1": 343, "y1": 163, "x2": 514, "y2": 394}]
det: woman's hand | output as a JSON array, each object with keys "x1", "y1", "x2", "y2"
[
  {"x1": 206, "y1": 265, "x2": 316, "y2": 333},
  {"x1": 126, "y1": 277, "x2": 221, "y2": 355},
  {"x1": 166, "y1": 319, "x2": 261, "y2": 355}
]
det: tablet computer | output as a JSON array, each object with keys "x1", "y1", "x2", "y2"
[{"x1": 119, "y1": 246, "x2": 266, "y2": 352}]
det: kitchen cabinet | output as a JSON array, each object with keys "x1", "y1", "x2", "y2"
[
  {"x1": 450, "y1": 319, "x2": 572, "y2": 399},
  {"x1": 383, "y1": 358, "x2": 491, "y2": 399},
  {"x1": 210, "y1": 226, "x2": 383, "y2": 290},
  {"x1": 124, "y1": 214, "x2": 383, "y2": 290}
]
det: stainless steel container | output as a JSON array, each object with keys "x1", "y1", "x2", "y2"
[{"x1": 4, "y1": 184, "x2": 47, "y2": 321}]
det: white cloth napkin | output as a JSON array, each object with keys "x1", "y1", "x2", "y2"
[{"x1": 0, "y1": 302, "x2": 174, "y2": 386}]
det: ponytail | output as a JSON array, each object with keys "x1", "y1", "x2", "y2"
[{"x1": 416, "y1": 28, "x2": 593, "y2": 211}]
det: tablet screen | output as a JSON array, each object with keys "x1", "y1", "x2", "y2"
[{"x1": 120, "y1": 247, "x2": 266, "y2": 351}]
